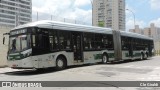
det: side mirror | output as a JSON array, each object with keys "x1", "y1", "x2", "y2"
[
  {"x1": 3, "y1": 36, "x2": 5, "y2": 45},
  {"x1": 3, "y1": 33, "x2": 9, "y2": 45}
]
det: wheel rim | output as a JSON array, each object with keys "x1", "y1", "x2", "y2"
[
  {"x1": 57, "y1": 59, "x2": 64, "y2": 68},
  {"x1": 103, "y1": 55, "x2": 107, "y2": 63}
]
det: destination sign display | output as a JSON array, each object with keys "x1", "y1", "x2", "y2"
[{"x1": 10, "y1": 29, "x2": 27, "y2": 35}]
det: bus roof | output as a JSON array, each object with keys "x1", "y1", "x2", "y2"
[
  {"x1": 12, "y1": 20, "x2": 112, "y2": 34},
  {"x1": 12, "y1": 20, "x2": 153, "y2": 40},
  {"x1": 120, "y1": 31, "x2": 153, "y2": 40}
]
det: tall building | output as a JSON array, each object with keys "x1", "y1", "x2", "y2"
[
  {"x1": 0, "y1": 0, "x2": 32, "y2": 28},
  {"x1": 93, "y1": 0, "x2": 125, "y2": 31},
  {"x1": 129, "y1": 25, "x2": 143, "y2": 35}
]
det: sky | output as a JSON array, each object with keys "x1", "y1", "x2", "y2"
[{"x1": 32, "y1": 0, "x2": 160, "y2": 31}]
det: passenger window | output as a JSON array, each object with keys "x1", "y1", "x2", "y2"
[
  {"x1": 95, "y1": 34, "x2": 103, "y2": 50},
  {"x1": 49, "y1": 30, "x2": 58, "y2": 51},
  {"x1": 84, "y1": 33, "x2": 94, "y2": 50},
  {"x1": 104, "y1": 35, "x2": 114, "y2": 50},
  {"x1": 121, "y1": 37, "x2": 129, "y2": 50},
  {"x1": 58, "y1": 31, "x2": 71, "y2": 50}
]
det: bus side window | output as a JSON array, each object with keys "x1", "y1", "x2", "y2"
[
  {"x1": 95, "y1": 34, "x2": 103, "y2": 50},
  {"x1": 58, "y1": 31, "x2": 71, "y2": 50},
  {"x1": 49, "y1": 30, "x2": 58, "y2": 51},
  {"x1": 121, "y1": 37, "x2": 127, "y2": 50},
  {"x1": 104, "y1": 36, "x2": 108, "y2": 49},
  {"x1": 105, "y1": 35, "x2": 114, "y2": 50},
  {"x1": 59, "y1": 37, "x2": 64, "y2": 49},
  {"x1": 53, "y1": 37, "x2": 58, "y2": 50},
  {"x1": 84, "y1": 33, "x2": 94, "y2": 50},
  {"x1": 84, "y1": 37, "x2": 88, "y2": 49},
  {"x1": 49, "y1": 36, "x2": 53, "y2": 50},
  {"x1": 66, "y1": 40, "x2": 71, "y2": 49}
]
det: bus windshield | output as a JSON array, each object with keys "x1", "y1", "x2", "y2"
[{"x1": 9, "y1": 35, "x2": 31, "y2": 53}]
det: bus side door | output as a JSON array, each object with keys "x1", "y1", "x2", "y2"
[{"x1": 72, "y1": 32, "x2": 83, "y2": 62}]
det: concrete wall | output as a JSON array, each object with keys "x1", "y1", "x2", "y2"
[
  {"x1": 0, "y1": 27, "x2": 11, "y2": 67},
  {"x1": 154, "y1": 41, "x2": 160, "y2": 56}
]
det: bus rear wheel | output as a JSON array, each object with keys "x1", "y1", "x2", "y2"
[
  {"x1": 102, "y1": 54, "x2": 108, "y2": 64},
  {"x1": 56, "y1": 57, "x2": 66, "y2": 70},
  {"x1": 140, "y1": 53, "x2": 144, "y2": 60},
  {"x1": 144, "y1": 53, "x2": 149, "y2": 60}
]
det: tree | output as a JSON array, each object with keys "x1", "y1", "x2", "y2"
[{"x1": 98, "y1": 21, "x2": 105, "y2": 27}]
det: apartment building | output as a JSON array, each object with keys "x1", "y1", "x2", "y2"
[
  {"x1": 0, "y1": 0, "x2": 32, "y2": 28},
  {"x1": 129, "y1": 23, "x2": 158, "y2": 38},
  {"x1": 129, "y1": 25, "x2": 143, "y2": 34},
  {"x1": 93, "y1": 0, "x2": 125, "y2": 30}
]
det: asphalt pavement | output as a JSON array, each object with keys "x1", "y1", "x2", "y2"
[{"x1": 1, "y1": 56, "x2": 160, "y2": 90}]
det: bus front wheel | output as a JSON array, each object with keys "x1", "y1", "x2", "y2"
[
  {"x1": 56, "y1": 57, "x2": 66, "y2": 70},
  {"x1": 102, "y1": 54, "x2": 108, "y2": 64}
]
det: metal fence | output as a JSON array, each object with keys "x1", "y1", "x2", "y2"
[
  {"x1": 32, "y1": 12, "x2": 91, "y2": 26},
  {"x1": 0, "y1": 11, "x2": 92, "y2": 29}
]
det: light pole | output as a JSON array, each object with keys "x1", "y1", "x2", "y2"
[
  {"x1": 90, "y1": 0, "x2": 93, "y2": 26},
  {"x1": 16, "y1": 3, "x2": 20, "y2": 26},
  {"x1": 126, "y1": 9, "x2": 136, "y2": 28}
]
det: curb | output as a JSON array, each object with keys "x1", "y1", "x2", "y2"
[{"x1": 0, "y1": 65, "x2": 8, "y2": 68}]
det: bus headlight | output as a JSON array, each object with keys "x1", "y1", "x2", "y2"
[{"x1": 23, "y1": 52, "x2": 32, "y2": 58}]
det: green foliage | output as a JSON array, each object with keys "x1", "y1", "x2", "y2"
[{"x1": 98, "y1": 21, "x2": 105, "y2": 27}]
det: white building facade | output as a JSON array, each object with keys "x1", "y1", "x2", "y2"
[
  {"x1": 0, "y1": 0, "x2": 32, "y2": 28},
  {"x1": 93, "y1": 0, "x2": 125, "y2": 31}
]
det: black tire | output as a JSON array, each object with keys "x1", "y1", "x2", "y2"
[
  {"x1": 36, "y1": 68, "x2": 45, "y2": 72},
  {"x1": 145, "y1": 53, "x2": 149, "y2": 60},
  {"x1": 56, "y1": 57, "x2": 66, "y2": 70},
  {"x1": 102, "y1": 54, "x2": 108, "y2": 64},
  {"x1": 140, "y1": 53, "x2": 144, "y2": 60}
]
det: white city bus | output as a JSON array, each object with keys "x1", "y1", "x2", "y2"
[{"x1": 3, "y1": 20, "x2": 154, "y2": 70}]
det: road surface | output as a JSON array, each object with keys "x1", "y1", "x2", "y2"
[{"x1": 1, "y1": 56, "x2": 160, "y2": 90}]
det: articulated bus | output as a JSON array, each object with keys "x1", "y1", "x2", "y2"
[{"x1": 3, "y1": 20, "x2": 154, "y2": 70}]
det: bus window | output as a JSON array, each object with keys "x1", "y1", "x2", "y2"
[
  {"x1": 58, "y1": 31, "x2": 71, "y2": 50},
  {"x1": 49, "y1": 30, "x2": 59, "y2": 51},
  {"x1": 32, "y1": 29, "x2": 50, "y2": 55},
  {"x1": 9, "y1": 35, "x2": 31, "y2": 53},
  {"x1": 121, "y1": 36, "x2": 129, "y2": 50},
  {"x1": 49, "y1": 36, "x2": 54, "y2": 50},
  {"x1": 21, "y1": 35, "x2": 28, "y2": 51},
  {"x1": 9, "y1": 37, "x2": 21, "y2": 53},
  {"x1": 103, "y1": 35, "x2": 114, "y2": 50},
  {"x1": 38, "y1": 34, "x2": 49, "y2": 49},
  {"x1": 134, "y1": 39, "x2": 145, "y2": 50},
  {"x1": 84, "y1": 33, "x2": 94, "y2": 50},
  {"x1": 59, "y1": 37, "x2": 64, "y2": 49},
  {"x1": 95, "y1": 34, "x2": 103, "y2": 50}
]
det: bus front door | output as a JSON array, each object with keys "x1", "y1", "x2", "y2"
[{"x1": 72, "y1": 32, "x2": 83, "y2": 62}]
